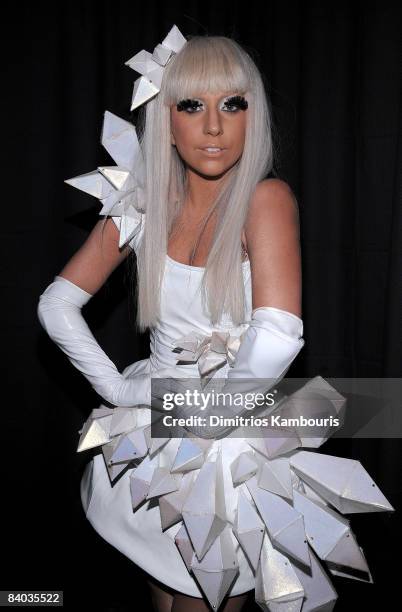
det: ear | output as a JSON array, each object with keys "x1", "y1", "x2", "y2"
[{"x1": 170, "y1": 132, "x2": 176, "y2": 146}]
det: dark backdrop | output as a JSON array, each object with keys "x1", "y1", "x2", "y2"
[{"x1": 3, "y1": 1, "x2": 401, "y2": 610}]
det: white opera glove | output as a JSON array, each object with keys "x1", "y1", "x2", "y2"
[
  {"x1": 181, "y1": 307, "x2": 304, "y2": 439},
  {"x1": 37, "y1": 276, "x2": 151, "y2": 407},
  {"x1": 225, "y1": 306, "x2": 304, "y2": 390}
]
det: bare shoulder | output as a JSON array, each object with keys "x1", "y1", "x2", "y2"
[
  {"x1": 244, "y1": 179, "x2": 299, "y2": 250},
  {"x1": 245, "y1": 179, "x2": 302, "y2": 316},
  {"x1": 247, "y1": 178, "x2": 298, "y2": 229}
]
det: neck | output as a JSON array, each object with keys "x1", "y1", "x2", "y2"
[{"x1": 184, "y1": 167, "x2": 229, "y2": 214}]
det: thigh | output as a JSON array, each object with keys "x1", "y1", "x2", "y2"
[
  {"x1": 147, "y1": 577, "x2": 175, "y2": 612},
  {"x1": 172, "y1": 591, "x2": 251, "y2": 612}
]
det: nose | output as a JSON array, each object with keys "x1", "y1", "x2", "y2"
[{"x1": 203, "y1": 106, "x2": 223, "y2": 136}]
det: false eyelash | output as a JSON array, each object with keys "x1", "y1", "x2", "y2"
[
  {"x1": 176, "y1": 95, "x2": 248, "y2": 113},
  {"x1": 176, "y1": 99, "x2": 202, "y2": 112},
  {"x1": 225, "y1": 95, "x2": 248, "y2": 110}
]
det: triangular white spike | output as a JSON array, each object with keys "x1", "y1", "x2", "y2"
[
  {"x1": 230, "y1": 451, "x2": 258, "y2": 485},
  {"x1": 182, "y1": 455, "x2": 227, "y2": 560},
  {"x1": 174, "y1": 523, "x2": 196, "y2": 571},
  {"x1": 111, "y1": 428, "x2": 148, "y2": 464},
  {"x1": 129, "y1": 454, "x2": 157, "y2": 510},
  {"x1": 171, "y1": 438, "x2": 205, "y2": 473},
  {"x1": 109, "y1": 407, "x2": 137, "y2": 437},
  {"x1": 64, "y1": 171, "x2": 114, "y2": 199},
  {"x1": 130, "y1": 75, "x2": 159, "y2": 111},
  {"x1": 290, "y1": 547, "x2": 338, "y2": 612},
  {"x1": 97, "y1": 166, "x2": 134, "y2": 191},
  {"x1": 293, "y1": 489, "x2": 370, "y2": 574},
  {"x1": 118, "y1": 209, "x2": 143, "y2": 248},
  {"x1": 258, "y1": 457, "x2": 293, "y2": 501},
  {"x1": 102, "y1": 436, "x2": 131, "y2": 482},
  {"x1": 142, "y1": 64, "x2": 164, "y2": 89},
  {"x1": 77, "y1": 410, "x2": 113, "y2": 452},
  {"x1": 159, "y1": 472, "x2": 195, "y2": 530},
  {"x1": 326, "y1": 532, "x2": 370, "y2": 574},
  {"x1": 161, "y1": 24, "x2": 187, "y2": 53},
  {"x1": 277, "y1": 375, "x2": 346, "y2": 449},
  {"x1": 255, "y1": 533, "x2": 304, "y2": 612},
  {"x1": 101, "y1": 111, "x2": 143, "y2": 171},
  {"x1": 124, "y1": 49, "x2": 159, "y2": 74},
  {"x1": 328, "y1": 548, "x2": 373, "y2": 583},
  {"x1": 248, "y1": 429, "x2": 301, "y2": 460},
  {"x1": 246, "y1": 476, "x2": 310, "y2": 568},
  {"x1": 183, "y1": 513, "x2": 225, "y2": 563},
  {"x1": 233, "y1": 490, "x2": 264, "y2": 571},
  {"x1": 190, "y1": 526, "x2": 239, "y2": 611},
  {"x1": 152, "y1": 43, "x2": 173, "y2": 66},
  {"x1": 98, "y1": 190, "x2": 124, "y2": 216},
  {"x1": 146, "y1": 467, "x2": 182, "y2": 499},
  {"x1": 290, "y1": 451, "x2": 395, "y2": 513}
]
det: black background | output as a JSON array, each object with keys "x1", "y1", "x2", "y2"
[{"x1": 2, "y1": 1, "x2": 401, "y2": 610}]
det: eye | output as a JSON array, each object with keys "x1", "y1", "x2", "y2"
[
  {"x1": 220, "y1": 95, "x2": 248, "y2": 112},
  {"x1": 176, "y1": 95, "x2": 248, "y2": 114},
  {"x1": 176, "y1": 99, "x2": 204, "y2": 113}
]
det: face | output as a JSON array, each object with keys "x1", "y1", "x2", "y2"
[{"x1": 170, "y1": 92, "x2": 248, "y2": 180}]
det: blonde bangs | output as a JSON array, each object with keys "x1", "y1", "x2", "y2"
[{"x1": 162, "y1": 36, "x2": 251, "y2": 104}]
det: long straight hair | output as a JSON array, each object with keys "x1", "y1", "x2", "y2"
[{"x1": 134, "y1": 35, "x2": 274, "y2": 332}]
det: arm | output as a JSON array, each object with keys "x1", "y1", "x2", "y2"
[
  {"x1": 246, "y1": 178, "x2": 302, "y2": 317},
  {"x1": 37, "y1": 218, "x2": 151, "y2": 407},
  {"x1": 58, "y1": 217, "x2": 131, "y2": 294},
  {"x1": 226, "y1": 178, "x2": 303, "y2": 384}
]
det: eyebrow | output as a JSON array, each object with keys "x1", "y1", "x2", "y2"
[{"x1": 178, "y1": 93, "x2": 245, "y2": 103}]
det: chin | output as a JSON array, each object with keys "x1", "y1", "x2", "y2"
[
  {"x1": 199, "y1": 168, "x2": 232, "y2": 180},
  {"x1": 186, "y1": 161, "x2": 232, "y2": 180}
]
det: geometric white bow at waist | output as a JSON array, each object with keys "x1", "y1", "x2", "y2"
[{"x1": 171, "y1": 329, "x2": 247, "y2": 380}]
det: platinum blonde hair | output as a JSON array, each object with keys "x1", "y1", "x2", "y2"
[{"x1": 134, "y1": 35, "x2": 274, "y2": 332}]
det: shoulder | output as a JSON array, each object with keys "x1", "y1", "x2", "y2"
[
  {"x1": 244, "y1": 179, "x2": 299, "y2": 248},
  {"x1": 249, "y1": 178, "x2": 299, "y2": 222}
]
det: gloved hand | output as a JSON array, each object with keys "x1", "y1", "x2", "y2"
[
  {"x1": 225, "y1": 306, "x2": 304, "y2": 388},
  {"x1": 166, "y1": 307, "x2": 304, "y2": 439},
  {"x1": 37, "y1": 276, "x2": 151, "y2": 407}
]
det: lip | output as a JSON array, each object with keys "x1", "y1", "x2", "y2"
[{"x1": 198, "y1": 148, "x2": 226, "y2": 156}]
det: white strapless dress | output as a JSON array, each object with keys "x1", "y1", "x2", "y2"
[{"x1": 78, "y1": 214, "x2": 394, "y2": 611}]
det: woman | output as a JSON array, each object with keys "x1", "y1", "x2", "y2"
[{"x1": 37, "y1": 28, "x2": 393, "y2": 612}]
